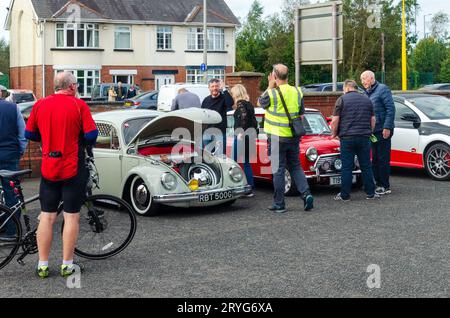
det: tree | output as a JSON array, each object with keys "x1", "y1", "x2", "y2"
[
  {"x1": 439, "y1": 55, "x2": 450, "y2": 83},
  {"x1": 235, "y1": 0, "x2": 269, "y2": 73},
  {"x1": 430, "y1": 12, "x2": 450, "y2": 41},
  {"x1": 412, "y1": 37, "x2": 448, "y2": 77},
  {"x1": 0, "y1": 38, "x2": 9, "y2": 76}
]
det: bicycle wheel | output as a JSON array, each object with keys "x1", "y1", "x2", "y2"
[
  {"x1": 60, "y1": 194, "x2": 137, "y2": 260},
  {"x1": 0, "y1": 206, "x2": 22, "y2": 270}
]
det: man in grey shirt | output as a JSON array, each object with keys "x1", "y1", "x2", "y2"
[{"x1": 171, "y1": 88, "x2": 201, "y2": 111}]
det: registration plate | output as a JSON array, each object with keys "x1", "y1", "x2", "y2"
[
  {"x1": 330, "y1": 175, "x2": 357, "y2": 186},
  {"x1": 199, "y1": 191, "x2": 233, "y2": 203}
]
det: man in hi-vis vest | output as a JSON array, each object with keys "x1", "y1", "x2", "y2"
[{"x1": 259, "y1": 64, "x2": 314, "y2": 213}]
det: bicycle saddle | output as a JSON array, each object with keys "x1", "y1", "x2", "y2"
[{"x1": 0, "y1": 170, "x2": 32, "y2": 179}]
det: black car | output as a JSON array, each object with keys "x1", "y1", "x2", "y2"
[
  {"x1": 301, "y1": 82, "x2": 365, "y2": 93},
  {"x1": 419, "y1": 83, "x2": 450, "y2": 91},
  {"x1": 124, "y1": 91, "x2": 158, "y2": 110}
]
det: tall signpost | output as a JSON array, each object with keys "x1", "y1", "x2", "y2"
[
  {"x1": 203, "y1": 0, "x2": 208, "y2": 84},
  {"x1": 401, "y1": 0, "x2": 408, "y2": 90},
  {"x1": 295, "y1": 1, "x2": 343, "y2": 91}
]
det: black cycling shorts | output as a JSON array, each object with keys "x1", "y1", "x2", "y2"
[{"x1": 39, "y1": 167, "x2": 88, "y2": 213}]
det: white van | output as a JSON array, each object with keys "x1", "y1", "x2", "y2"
[{"x1": 157, "y1": 84, "x2": 210, "y2": 112}]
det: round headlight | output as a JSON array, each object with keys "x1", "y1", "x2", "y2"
[
  {"x1": 334, "y1": 159, "x2": 343, "y2": 171},
  {"x1": 229, "y1": 166, "x2": 244, "y2": 183},
  {"x1": 306, "y1": 147, "x2": 318, "y2": 162},
  {"x1": 161, "y1": 173, "x2": 177, "y2": 190}
]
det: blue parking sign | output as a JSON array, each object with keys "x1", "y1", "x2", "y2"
[{"x1": 200, "y1": 63, "x2": 207, "y2": 72}]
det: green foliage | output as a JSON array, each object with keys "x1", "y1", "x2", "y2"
[
  {"x1": 439, "y1": 55, "x2": 450, "y2": 83},
  {"x1": 0, "y1": 38, "x2": 9, "y2": 77},
  {"x1": 412, "y1": 37, "x2": 448, "y2": 75}
]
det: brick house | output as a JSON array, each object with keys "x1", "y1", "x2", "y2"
[{"x1": 4, "y1": 0, "x2": 240, "y2": 99}]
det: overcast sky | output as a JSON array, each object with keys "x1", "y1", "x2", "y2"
[{"x1": 0, "y1": 0, "x2": 449, "y2": 41}]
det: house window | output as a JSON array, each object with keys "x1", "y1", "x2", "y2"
[
  {"x1": 115, "y1": 26, "x2": 131, "y2": 49},
  {"x1": 186, "y1": 68, "x2": 225, "y2": 84},
  {"x1": 56, "y1": 23, "x2": 99, "y2": 48},
  {"x1": 55, "y1": 69, "x2": 100, "y2": 98},
  {"x1": 157, "y1": 26, "x2": 172, "y2": 50},
  {"x1": 187, "y1": 27, "x2": 224, "y2": 51}
]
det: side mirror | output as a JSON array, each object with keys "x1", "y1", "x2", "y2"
[
  {"x1": 401, "y1": 113, "x2": 420, "y2": 123},
  {"x1": 401, "y1": 113, "x2": 421, "y2": 128}
]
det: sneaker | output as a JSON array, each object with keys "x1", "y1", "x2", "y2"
[
  {"x1": 36, "y1": 266, "x2": 49, "y2": 279},
  {"x1": 268, "y1": 204, "x2": 286, "y2": 213},
  {"x1": 304, "y1": 194, "x2": 314, "y2": 211},
  {"x1": 375, "y1": 187, "x2": 391, "y2": 195},
  {"x1": 60, "y1": 263, "x2": 84, "y2": 278},
  {"x1": 334, "y1": 193, "x2": 351, "y2": 202},
  {"x1": 366, "y1": 193, "x2": 381, "y2": 200},
  {"x1": 245, "y1": 192, "x2": 255, "y2": 198}
]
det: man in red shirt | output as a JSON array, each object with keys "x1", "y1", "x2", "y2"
[{"x1": 25, "y1": 72, "x2": 98, "y2": 279}]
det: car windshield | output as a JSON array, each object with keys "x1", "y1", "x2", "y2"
[
  {"x1": 302, "y1": 113, "x2": 332, "y2": 135},
  {"x1": 14, "y1": 93, "x2": 35, "y2": 104},
  {"x1": 411, "y1": 96, "x2": 450, "y2": 120},
  {"x1": 123, "y1": 117, "x2": 156, "y2": 144},
  {"x1": 18, "y1": 103, "x2": 33, "y2": 112},
  {"x1": 134, "y1": 92, "x2": 155, "y2": 101}
]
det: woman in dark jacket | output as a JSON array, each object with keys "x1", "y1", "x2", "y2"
[{"x1": 230, "y1": 84, "x2": 257, "y2": 197}]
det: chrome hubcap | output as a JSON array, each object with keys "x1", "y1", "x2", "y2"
[
  {"x1": 428, "y1": 148, "x2": 450, "y2": 178},
  {"x1": 135, "y1": 184, "x2": 149, "y2": 205},
  {"x1": 285, "y1": 170, "x2": 292, "y2": 193}
]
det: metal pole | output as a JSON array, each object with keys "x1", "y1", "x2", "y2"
[
  {"x1": 332, "y1": 2, "x2": 338, "y2": 92},
  {"x1": 402, "y1": 0, "x2": 407, "y2": 90},
  {"x1": 203, "y1": 0, "x2": 208, "y2": 84},
  {"x1": 295, "y1": 7, "x2": 300, "y2": 87},
  {"x1": 41, "y1": 20, "x2": 46, "y2": 98}
]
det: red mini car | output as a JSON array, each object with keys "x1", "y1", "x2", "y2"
[{"x1": 226, "y1": 108, "x2": 362, "y2": 195}]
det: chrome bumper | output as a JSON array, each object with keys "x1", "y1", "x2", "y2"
[
  {"x1": 306, "y1": 170, "x2": 361, "y2": 181},
  {"x1": 153, "y1": 185, "x2": 253, "y2": 204}
]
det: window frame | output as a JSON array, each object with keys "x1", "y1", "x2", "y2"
[
  {"x1": 114, "y1": 25, "x2": 132, "y2": 49},
  {"x1": 157, "y1": 26, "x2": 173, "y2": 50},
  {"x1": 187, "y1": 27, "x2": 225, "y2": 51},
  {"x1": 55, "y1": 23, "x2": 99, "y2": 48}
]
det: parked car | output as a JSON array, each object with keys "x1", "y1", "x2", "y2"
[
  {"x1": 18, "y1": 101, "x2": 35, "y2": 117},
  {"x1": 124, "y1": 91, "x2": 158, "y2": 110},
  {"x1": 301, "y1": 82, "x2": 365, "y2": 93},
  {"x1": 157, "y1": 84, "x2": 210, "y2": 112},
  {"x1": 5, "y1": 89, "x2": 37, "y2": 104},
  {"x1": 419, "y1": 84, "x2": 450, "y2": 91},
  {"x1": 91, "y1": 83, "x2": 140, "y2": 102},
  {"x1": 226, "y1": 108, "x2": 362, "y2": 195},
  {"x1": 92, "y1": 108, "x2": 252, "y2": 216},
  {"x1": 391, "y1": 93, "x2": 450, "y2": 180}
]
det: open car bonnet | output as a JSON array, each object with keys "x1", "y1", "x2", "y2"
[{"x1": 128, "y1": 108, "x2": 222, "y2": 145}]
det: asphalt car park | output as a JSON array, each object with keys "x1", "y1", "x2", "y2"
[{"x1": 0, "y1": 167, "x2": 448, "y2": 298}]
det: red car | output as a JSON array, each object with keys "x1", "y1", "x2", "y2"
[{"x1": 226, "y1": 108, "x2": 362, "y2": 195}]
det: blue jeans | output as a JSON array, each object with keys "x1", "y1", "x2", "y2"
[
  {"x1": 203, "y1": 132, "x2": 227, "y2": 156},
  {"x1": 233, "y1": 137, "x2": 254, "y2": 189},
  {"x1": 340, "y1": 137, "x2": 376, "y2": 199},
  {"x1": 269, "y1": 137, "x2": 310, "y2": 207},
  {"x1": 0, "y1": 159, "x2": 20, "y2": 235},
  {"x1": 372, "y1": 131, "x2": 392, "y2": 189}
]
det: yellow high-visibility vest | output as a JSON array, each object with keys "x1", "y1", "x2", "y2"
[{"x1": 264, "y1": 84, "x2": 304, "y2": 137}]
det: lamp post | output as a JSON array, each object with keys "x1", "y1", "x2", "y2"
[{"x1": 401, "y1": 0, "x2": 407, "y2": 91}]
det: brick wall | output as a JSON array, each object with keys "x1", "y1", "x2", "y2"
[
  {"x1": 10, "y1": 65, "x2": 54, "y2": 99},
  {"x1": 226, "y1": 72, "x2": 264, "y2": 106}
]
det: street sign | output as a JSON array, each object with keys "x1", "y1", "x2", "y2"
[
  {"x1": 200, "y1": 63, "x2": 207, "y2": 72},
  {"x1": 295, "y1": 1, "x2": 343, "y2": 90}
]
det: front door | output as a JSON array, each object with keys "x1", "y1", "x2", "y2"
[{"x1": 155, "y1": 75, "x2": 174, "y2": 90}]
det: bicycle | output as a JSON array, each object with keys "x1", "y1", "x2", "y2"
[{"x1": 0, "y1": 148, "x2": 137, "y2": 270}]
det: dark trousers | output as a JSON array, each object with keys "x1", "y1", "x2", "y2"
[
  {"x1": 203, "y1": 132, "x2": 227, "y2": 156},
  {"x1": 0, "y1": 159, "x2": 20, "y2": 235},
  {"x1": 372, "y1": 131, "x2": 392, "y2": 189},
  {"x1": 233, "y1": 136, "x2": 254, "y2": 189},
  {"x1": 340, "y1": 137, "x2": 376, "y2": 200},
  {"x1": 269, "y1": 137, "x2": 310, "y2": 207}
]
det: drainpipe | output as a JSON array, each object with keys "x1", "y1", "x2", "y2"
[{"x1": 41, "y1": 19, "x2": 46, "y2": 98}]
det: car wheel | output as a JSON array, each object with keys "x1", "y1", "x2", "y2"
[
  {"x1": 285, "y1": 170, "x2": 298, "y2": 196},
  {"x1": 130, "y1": 176, "x2": 159, "y2": 216},
  {"x1": 425, "y1": 143, "x2": 450, "y2": 181}
]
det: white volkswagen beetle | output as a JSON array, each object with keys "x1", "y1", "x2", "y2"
[{"x1": 92, "y1": 109, "x2": 252, "y2": 216}]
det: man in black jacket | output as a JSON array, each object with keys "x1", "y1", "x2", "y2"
[{"x1": 202, "y1": 79, "x2": 234, "y2": 155}]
